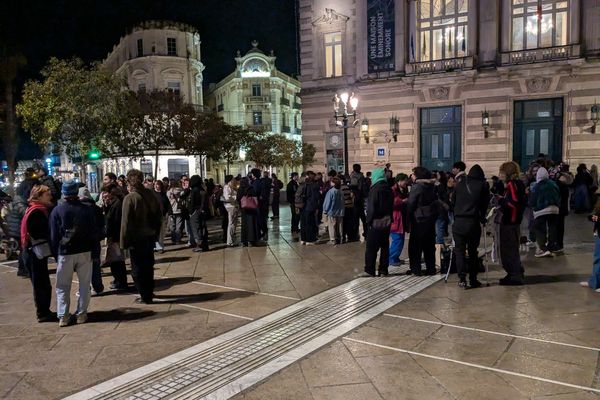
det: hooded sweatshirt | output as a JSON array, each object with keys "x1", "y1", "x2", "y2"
[
  {"x1": 452, "y1": 164, "x2": 491, "y2": 227},
  {"x1": 529, "y1": 167, "x2": 560, "y2": 218},
  {"x1": 366, "y1": 168, "x2": 393, "y2": 227}
]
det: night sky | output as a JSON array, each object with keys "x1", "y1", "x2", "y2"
[
  {"x1": 0, "y1": 0, "x2": 299, "y2": 160},
  {"x1": 1, "y1": 0, "x2": 298, "y2": 83}
]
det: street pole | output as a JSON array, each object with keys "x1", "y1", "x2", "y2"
[{"x1": 343, "y1": 114, "x2": 349, "y2": 177}]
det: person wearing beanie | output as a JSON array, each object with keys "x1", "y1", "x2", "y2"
[
  {"x1": 364, "y1": 168, "x2": 394, "y2": 276},
  {"x1": 49, "y1": 180, "x2": 98, "y2": 326},
  {"x1": 528, "y1": 167, "x2": 560, "y2": 258}
]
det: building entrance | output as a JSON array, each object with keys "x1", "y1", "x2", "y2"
[
  {"x1": 420, "y1": 106, "x2": 462, "y2": 172},
  {"x1": 513, "y1": 98, "x2": 563, "y2": 169}
]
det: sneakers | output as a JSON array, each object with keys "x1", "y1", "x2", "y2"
[
  {"x1": 76, "y1": 312, "x2": 88, "y2": 324},
  {"x1": 534, "y1": 250, "x2": 552, "y2": 258},
  {"x1": 58, "y1": 314, "x2": 70, "y2": 327},
  {"x1": 580, "y1": 281, "x2": 590, "y2": 287},
  {"x1": 458, "y1": 280, "x2": 468, "y2": 289},
  {"x1": 300, "y1": 241, "x2": 306, "y2": 245}
]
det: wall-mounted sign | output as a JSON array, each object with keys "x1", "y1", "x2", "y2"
[
  {"x1": 367, "y1": 0, "x2": 395, "y2": 73},
  {"x1": 377, "y1": 148, "x2": 385, "y2": 157}
]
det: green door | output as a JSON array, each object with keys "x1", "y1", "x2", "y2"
[
  {"x1": 420, "y1": 106, "x2": 462, "y2": 172},
  {"x1": 513, "y1": 98, "x2": 563, "y2": 169}
]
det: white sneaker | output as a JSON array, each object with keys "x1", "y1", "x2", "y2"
[
  {"x1": 76, "y1": 312, "x2": 88, "y2": 324},
  {"x1": 534, "y1": 250, "x2": 552, "y2": 258},
  {"x1": 59, "y1": 314, "x2": 70, "y2": 327},
  {"x1": 300, "y1": 241, "x2": 306, "y2": 245},
  {"x1": 580, "y1": 281, "x2": 590, "y2": 287},
  {"x1": 596, "y1": 288, "x2": 600, "y2": 293},
  {"x1": 526, "y1": 240, "x2": 536, "y2": 248}
]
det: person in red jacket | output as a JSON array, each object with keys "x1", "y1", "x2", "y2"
[{"x1": 389, "y1": 174, "x2": 409, "y2": 266}]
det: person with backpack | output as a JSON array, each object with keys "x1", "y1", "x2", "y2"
[
  {"x1": 452, "y1": 165, "x2": 491, "y2": 289},
  {"x1": 496, "y1": 161, "x2": 527, "y2": 285},
  {"x1": 364, "y1": 168, "x2": 394, "y2": 276},
  {"x1": 529, "y1": 167, "x2": 561, "y2": 257},
  {"x1": 21, "y1": 185, "x2": 55, "y2": 322},
  {"x1": 322, "y1": 176, "x2": 344, "y2": 245},
  {"x1": 50, "y1": 180, "x2": 98, "y2": 326},
  {"x1": 407, "y1": 167, "x2": 438, "y2": 276},
  {"x1": 78, "y1": 187, "x2": 106, "y2": 295},
  {"x1": 341, "y1": 176, "x2": 357, "y2": 242},
  {"x1": 120, "y1": 169, "x2": 162, "y2": 304},
  {"x1": 287, "y1": 173, "x2": 300, "y2": 234},
  {"x1": 271, "y1": 173, "x2": 283, "y2": 220}
]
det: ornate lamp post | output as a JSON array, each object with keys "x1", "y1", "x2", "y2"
[
  {"x1": 333, "y1": 92, "x2": 359, "y2": 176},
  {"x1": 591, "y1": 102, "x2": 599, "y2": 134}
]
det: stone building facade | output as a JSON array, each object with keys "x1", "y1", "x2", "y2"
[
  {"x1": 299, "y1": 0, "x2": 600, "y2": 176},
  {"x1": 205, "y1": 41, "x2": 302, "y2": 181}
]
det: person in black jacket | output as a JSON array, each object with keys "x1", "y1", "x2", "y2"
[
  {"x1": 102, "y1": 183, "x2": 128, "y2": 291},
  {"x1": 187, "y1": 175, "x2": 209, "y2": 252},
  {"x1": 364, "y1": 168, "x2": 394, "y2": 276},
  {"x1": 301, "y1": 172, "x2": 321, "y2": 245},
  {"x1": 286, "y1": 173, "x2": 300, "y2": 233},
  {"x1": 78, "y1": 187, "x2": 106, "y2": 295},
  {"x1": 452, "y1": 165, "x2": 490, "y2": 288},
  {"x1": 407, "y1": 167, "x2": 438, "y2": 276}
]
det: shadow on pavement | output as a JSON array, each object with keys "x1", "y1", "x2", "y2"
[
  {"x1": 154, "y1": 276, "x2": 200, "y2": 291},
  {"x1": 154, "y1": 290, "x2": 253, "y2": 304},
  {"x1": 155, "y1": 256, "x2": 191, "y2": 264},
  {"x1": 87, "y1": 308, "x2": 158, "y2": 322},
  {"x1": 523, "y1": 273, "x2": 588, "y2": 285}
]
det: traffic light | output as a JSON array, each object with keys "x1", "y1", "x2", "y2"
[{"x1": 88, "y1": 149, "x2": 101, "y2": 160}]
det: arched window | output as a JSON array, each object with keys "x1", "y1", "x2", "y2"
[
  {"x1": 417, "y1": 0, "x2": 468, "y2": 61},
  {"x1": 511, "y1": 0, "x2": 568, "y2": 50}
]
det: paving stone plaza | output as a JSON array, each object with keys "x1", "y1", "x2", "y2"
[{"x1": 1, "y1": 209, "x2": 599, "y2": 400}]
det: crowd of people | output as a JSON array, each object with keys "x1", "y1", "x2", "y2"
[{"x1": 2, "y1": 154, "x2": 600, "y2": 327}]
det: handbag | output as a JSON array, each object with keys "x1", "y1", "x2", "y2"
[
  {"x1": 30, "y1": 238, "x2": 52, "y2": 260},
  {"x1": 241, "y1": 195, "x2": 258, "y2": 210}
]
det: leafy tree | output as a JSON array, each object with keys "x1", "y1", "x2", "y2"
[
  {"x1": 210, "y1": 123, "x2": 258, "y2": 174},
  {"x1": 16, "y1": 57, "x2": 124, "y2": 182},
  {"x1": 289, "y1": 141, "x2": 316, "y2": 171}
]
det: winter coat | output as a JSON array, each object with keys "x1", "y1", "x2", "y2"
[
  {"x1": 21, "y1": 203, "x2": 49, "y2": 249},
  {"x1": 555, "y1": 172, "x2": 574, "y2": 216},
  {"x1": 49, "y1": 198, "x2": 97, "y2": 256},
  {"x1": 498, "y1": 179, "x2": 527, "y2": 225},
  {"x1": 5, "y1": 195, "x2": 28, "y2": 240},
  {"x1": 366, "y1": 169, "x2": 393, "y2": 229},
  {"x1": 390, "y1": 185, "x2": 408, "y2": 234},
  {"x1": 529, "y1": 168, "x2": 560, "y2": 218},
  {"x1": 304, "y1": 181, "x2": 321, "y2": 213},
  {"x1": 120, "y1": 187, "x2": 162, "y2": 248},
  {"x1": 81, "y1": 198, "x2": 105, "y2": 259},
  {"x1": 168, "y1": 187, "x2": 184, "y2": 215},
  {"x1": 341, "y1": 184, "x2": 354, "y2": 208},
  {"x1": 286, "y1": 180, "x2": 298, "y2": 203},
  {"x1": 323, "y1": 187, "x2": 345, "y2": 218},
  {"x1": 452, "y1": 165, "x2": 490, "y2": 226},
  {"x1": 223, "y1": 184, "x2": 238, "y2": 209},
  {"x1": 105, "y1": 198, "x2": 123, "y2": 243},
  {"x1": 407, "y1": 179, "x2": 438, "y2": 224}
]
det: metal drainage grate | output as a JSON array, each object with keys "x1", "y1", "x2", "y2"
[{"x1": 67, "y1": 272, "x2": 440, "y2": 400}]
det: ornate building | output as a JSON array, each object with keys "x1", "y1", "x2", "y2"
[
  {"x1": 100, "y1": 20, "x2": 206, "y2": 182},
  {"x1": 299, "y1": 0, "x2": 600, "y2": 176},
  {"x1": 205, "y1": 41, "x2": 302, "y2": 180}
]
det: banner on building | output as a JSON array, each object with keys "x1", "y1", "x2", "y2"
[{"x1": 367, "y1": 0, "x2": 395, "y2": 73}]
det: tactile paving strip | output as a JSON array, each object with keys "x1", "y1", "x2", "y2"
[{"x1": 66, "y1": 270, "x2": 440, "y2": 400}]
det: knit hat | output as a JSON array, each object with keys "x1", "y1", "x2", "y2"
[
  {"x1": 78, "y1": 187, "x2": 92, "y2": 200},
  {"x1": 61, "y1": 180, "x2": 79, "y2": 197}
]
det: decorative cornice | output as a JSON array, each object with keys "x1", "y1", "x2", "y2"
[
  {"x1": 526, "y1": 77, "x2": 551, "y2": 93},
  {"x1": 312, "y1": 8, "x2": 350, "y2": 26},
  {"x1": 429, "y1": 86, "x2": 450, "y2": 100}
]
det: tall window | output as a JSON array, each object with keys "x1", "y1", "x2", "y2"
[
  {"x1": 324, "y1": 32, "x2": 342, "y2": 77},
  {"x1": 253, "y1": 111, "x2": 263, "y2": 125},
  {"x1": 140, "y1": 159, "x2": 153, "y2": 177},
  {"x1": 252, "y1": 84, "x2": 261, "y2": 96},
  {"x1": 167, "y1": 38, "x2": 177, "y2": 56},
  {"x1": 137, "y1": 39, "x2": 143, "y2": 57},
  {"x1": 417, "y1": 0, "x2": 468, "y2": 61},
  {"x1": 138, "y1": 82, "x2": 146, "y2": 92},
  {"x1": 167, "y1": 81, "x2": 180, "y2": 96},
  {"x1": 511, "y1": 0, "x2": 568, "y2": 51}
]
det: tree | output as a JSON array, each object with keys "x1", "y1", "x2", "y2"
[
  {"x1": 246, "y1": 133, "x2": 295, "y2": 169},
  {"x1": 116, "y1": 89, "x2": 197, "y2": 178},
  {"x1": 210, "y1": 123, "x2": 257, "y2": 174},
  {"x1": 0, "y1": 46, "x2": 26, "y2": 193},
  {"x1": 16, "y1": 57, "x2": 125, "y2": 182},
  {"x1": 289, "y1": 141, "x2": 316, "y2": 171}
]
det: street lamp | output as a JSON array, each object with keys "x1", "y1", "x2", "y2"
[
  {"x1": 481, "y1": 108, "x2": 490, "y2": 138},
  {"x1": 591, "y1": 101, "x2": 600, "y2": 134},
  {"x1": 333, "y1": 91, "x2": 359, "y2": 176}
]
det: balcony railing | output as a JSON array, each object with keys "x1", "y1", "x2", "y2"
[
  {"x1": 280, "y1": 97, "x2": 290, "y2": 106},
  {"x1": 406, "y1": 56, "x2": 474, "y2": 75},
  {"x1": 244, "y1": 95, "x2": 271, "y2": 104},
  {"x1": 293, "y1": 102, "x2": 301, "y2": 110},
  {"x1": 282, "y1": 125, "x2": 291, "y2": 133},
  {"x1": 500, "y1": 44, "x2": 581, "y2": 66}
]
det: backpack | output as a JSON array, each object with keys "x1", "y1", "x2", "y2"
[
  {"x1": 5, "y1": 197, "x2": 28, "y2": 239},
  {"x1": 295, "y1": 184, "x2": 307, "y2": 209}
]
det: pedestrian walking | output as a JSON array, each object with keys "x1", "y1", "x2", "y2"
[
  {"x1": 496, "y1": 161, "x2": 527, "y2": 285},
  {"x1": 50, "y1": 180, "x2": 97, "y2": 326},
  {"x1": 102, "y1": 183, "x2": 128, "y2": 291},
  {"x1": 287, "y1": 173, "x2": 300, "y2": 233},
  {"x1": 389, "y1": 174, "x2": 409, "y2": 266},
  {"x1": 120, "y1": 170, "x2": 162, "y2": 304},
  {"x1": 20, "y1": 185, "x2": 55, "y2": 322},
  {"x1": 452, "y1": 165, "x2": 490, "y2": 289},
  {"x1": 364, "y1": 168, "x2": 394, "y2": 276},
  {"x1": 322, "y1": 176, "x2": 344, "y2": 244},
  {"x1": 407, "y1": 167, "x2": 438, "y2": 276}
]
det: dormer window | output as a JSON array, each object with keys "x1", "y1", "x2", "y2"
[{"x1": 167, "y1": 38, "x2": 177, "y2": 56}]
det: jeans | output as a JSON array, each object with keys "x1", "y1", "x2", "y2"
[
  {"x1": 129, "y1": 237, "x2": 155, "y2": 302},
  {"x1": 225, "y1": 206, "x2": 239, "y2": 245},
  {"x1": 155, "y1": 216, "x2": 167, "y2": 250},
  {"x1": 185, "y1": 218, "x2": 198, "y2": 246},
  {"x1": 23, "y1": 249, "x2": 52, "y2": 318},
  {"x1": 56, "y1": 252, "x2": 92, "y2": 317},
  {"x1": 435, "y1": 218, "x2": 447, "y2": 244},
  {"x1": 389, "y1": 232, "x2": 405, "y2": 265},
  {"x1": 91, "y1": 257, "x2": 104, "y2": 293},
  {"x1": 170, "y1": 214, "x2": 184, "y2": 244},
  {"x1": 365, "y1": 227, "x2": 391, "y2": 274},
  {"x1": 533, "y1": 214, "x2": 558, "y2": 252},
  {"x1": 589, "y1": 236, "x2": 600, "y2": 290}
]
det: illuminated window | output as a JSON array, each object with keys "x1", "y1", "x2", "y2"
[
  {"x1": 511, "y1": 0, "x2": 568, "y2": 50},
  {"x1": 324, "y1": 32, "x2": 342, "y2": 77},
  {"x1": 137, "y1": 39, "x2": 143, "y2": 57},
  {"x1": 167, "y1": 38, "x2": 177, "y2": 56},
  {"x1": 252, "y1": 84, "x2": 261, "y2": 97},
  {"x1": 417, "y1": 0, "x2": 468, "y2": 61}
]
